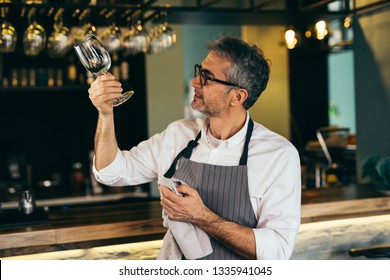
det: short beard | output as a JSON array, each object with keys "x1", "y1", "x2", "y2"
[
  {"x1": 191, "y1": 87, "x2": 233, "y2": 117},
  {"x1": 191, "y1": 100, "x2": 225, "y2": 118}
]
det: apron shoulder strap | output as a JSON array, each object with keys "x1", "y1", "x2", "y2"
[
  {"x1": 239, "y1": 118, "x2": 254, "y2": 166},
  {"x1": 164, "y1": 131, "x2": 201, "y2": 178}
]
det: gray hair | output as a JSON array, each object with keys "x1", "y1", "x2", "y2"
[{"x1": 206, "y1": 34, "x2": 270, "y2": 109}]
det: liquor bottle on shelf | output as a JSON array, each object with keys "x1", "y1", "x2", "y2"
[
  {"x1": 78, "y1": 71, "x2": 86, "y2": 85},
  {"x1": 20, "y1": 69, "x2": 28, "y2": 87},
  {"x1": 111, "y1": 52, "x2": 120, "y2": 81},
  {"x1": 86, "y1": 70, "x2": 94, "y2": 85},
  {"x1": 4, "y1": 141, "x2": 27, "y2": 193},
  {"x1": 48, "y1": 68, "x2": 55, "y2": 87},
  {"x1": 56, "y1": 68, "x2": 63, "y2": 86},
  {"x1": 2, "y1": 77, "x2": 9, "y2": 87},
  {"x1": 120, "y1": 59, "x2": 130, "y2": 83},
  {"x1": 29, "y1": 69, "x2": 36, "y2": 87},
  {"x1": 11, "y1": 69, "x2": 18, "y2": 87},
  {"x1": 67, "y1": 54, "x2": 78, "y2": 85},
  {"x1": 70, "y1": 162, "x2": 86, "y2": 196}
]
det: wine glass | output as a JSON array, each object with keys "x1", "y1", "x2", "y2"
[
  {"x1": 73, "y1": 9, "x2": 96, "y2": 44},
  {"x1": 23, "y1": 8, "x2": 46, "y2": 56},
  {"x1": 99, "y1": 9, "x2": 121, "y2": 53},
  {"x1": 121, "y1": 17, "x2": 137, "y2": 56},
  {"x1": 0, "y1": 7, "x2": 17, "y2": 53},
  {"x1": 148, "y1": 15, "x2": 164, "y2": 55},
  {"x1": 47, "y1": 8, "x2": 72, "y2": 58},
  {"x1": 160, "y1": 15, "x2": 176, "y2": 50},
  {"x1": 74, "y1": 34, "x2": 134, "y2": 107},
  {"x1": 133, "y1": 19, "x2": 150, "y2": 53}
]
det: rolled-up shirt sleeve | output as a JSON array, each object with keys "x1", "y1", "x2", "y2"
[
  {"x1": 91, "y1": 120, "x2": 199, "y2": 188},
  {"x1": 92, "y1": 128, "x2": 171, "y2": 187},
  {"x1": 93, "y1": 148, "x2": 128, "y2": 186}
]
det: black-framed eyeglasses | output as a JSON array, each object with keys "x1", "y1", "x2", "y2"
[{"x1": 194, "y1": 64, "x2": 239, "y2": 87}]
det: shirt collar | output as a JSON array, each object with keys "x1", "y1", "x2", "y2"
[{"x1": 201, "y1": 111, "x2": 250, "y2": 148}]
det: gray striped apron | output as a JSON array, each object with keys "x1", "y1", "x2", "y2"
[{"x1": 164, "y1": 118, "x2": 258, "y2": 260}]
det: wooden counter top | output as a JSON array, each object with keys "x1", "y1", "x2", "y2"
[
  {"x1": 0, "y1": 200, "x2": 166, "y2": 257},
  {"x1": 301, "y1": 183, "x2": 384, "y2": 204},
  {"x1": 301, "y1": 184, "x2": 390, "y2": 222}
]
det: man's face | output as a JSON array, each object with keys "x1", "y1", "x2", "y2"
[{"x1": 191, "y1": 51, "x2": 234, "y2": 117}]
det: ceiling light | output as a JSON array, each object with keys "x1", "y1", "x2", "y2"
[
  {"x1": 315, "y1": 20, "x2": 328, "y2": 40},
  {"x1": 285, "y1": 29, "x2": 298, "y2": 49}
]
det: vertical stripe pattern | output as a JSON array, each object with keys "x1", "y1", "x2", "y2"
[{"x1": 172, "y1": 160, "x2": 257, "y2": 259}]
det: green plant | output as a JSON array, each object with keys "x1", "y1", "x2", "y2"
[{"x1": 362, "y1": 155, "x2": 390, "y2": 190}]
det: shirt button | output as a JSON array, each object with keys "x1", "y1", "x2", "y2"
[{"x1": 217, "y1": 144, "x2": 224, "y2": 150}]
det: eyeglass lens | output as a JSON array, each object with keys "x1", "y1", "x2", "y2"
[{"x1": 194, "y1": 65, "x2": 206, "y2": 86}]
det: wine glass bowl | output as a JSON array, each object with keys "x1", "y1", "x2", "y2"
[
  {"x1": 161, "y1": 25, "x2": 176, "y2": 49},
  {"x1": 121, "y1": 25, "x2": 137, "y2": 56},
  {"x1": 23, "y1": 21, "x2": 46, "y2": 56},
  {"x1": 74, "y1": 36, "x2": 111, "y2": 74},
  {"x1": 145, "y1": 11, "x2": 176, "y2": 55},
  {"x1": 132, "y1": 20, "x2": 150, "y2": 54},
  {"x1": 0, "y1": 7, "x2": 17, "y2": 53},
  {"x1": 47, "y1": 26, "x2": 71, "y2": 58},
  {"x1": 74, "y1": 22, "x2": 96, "y2": 43},
  {"x1": 99, "y1": 10, "x2": 121, "y2": 53},
  {"x1": 73, "y1": 9, "x2": 96, "y2": 44},
  {"x1": 100, "y1": 23, "x2": 121, "y2": 53},
  {"x1": 23, "y1": 8, "x2": 46, "y2": 56},
  {"x1": 47, "y1": 9, "x2": 72, "y2": 58},
  {"x1": 121, "y1": 18, "x2": 149, "y2": 56},
  {"x1": 0, "y1": 21, "x2": 17, "y2": 53},
  {"x1": 74, "y1": 34, "x2": 134, "y2": 107}
]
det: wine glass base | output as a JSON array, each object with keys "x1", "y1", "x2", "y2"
[{"x1": 113, "y1": 91, "x2": 135, "y2": 107}]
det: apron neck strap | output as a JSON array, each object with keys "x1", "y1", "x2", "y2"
[
  {"x1": 239, "y1": 118, "x2": 254, "y2": 166},
  {"x1": 164, "y1": 132, "x2": 201, "y2": 178}
]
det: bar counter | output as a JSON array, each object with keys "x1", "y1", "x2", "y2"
[
  {"x1": 1, "y1": 184, "x2": 389, "y2": 258},
  {"x1": 0, "y1": 200, "x2": 166, "y2": 257}
]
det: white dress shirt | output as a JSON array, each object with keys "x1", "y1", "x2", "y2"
[{"x1": 93, "y1": 112, "x2": 301, "y2": 259}]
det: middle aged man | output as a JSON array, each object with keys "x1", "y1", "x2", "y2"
[{"x1": 88, "y1": 34, "x2": 301, "y2": 260}]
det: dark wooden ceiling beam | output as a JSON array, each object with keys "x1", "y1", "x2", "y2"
[
  {"x1": 355, "y1": 0, "x2": 390, "y2": 17},
  {"x1": 197, "y1": 0, "x2": 224, "y2": 10},
  {"x1": 299, "y1": 0, "x2": 338, "y2": 11},
  {"x1": 252, "y1": 0, "x2": 285, "y2": 11},
  {"x1": 0, "y1": 0, "x2": 386, "y2": 26}
]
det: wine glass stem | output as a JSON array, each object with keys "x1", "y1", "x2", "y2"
[{"x1": 99, "y1": 69, "x2": 108, "y2": 75}]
